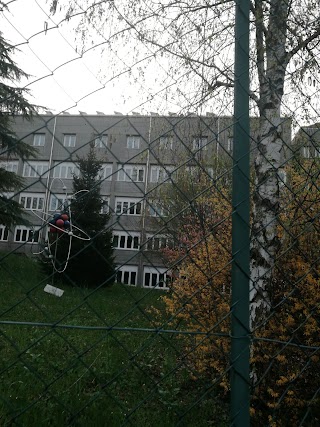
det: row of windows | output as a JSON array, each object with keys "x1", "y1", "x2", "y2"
[
  {"x1": 20, "y1": 194, "x2": 44, "y2": 210},
  {"x1": 9, "y1": 161, "x2": 213, "y2": 183},
  {"x1": 0, "y1": 226, "x2": 172, "y2": 257},
  {"x1": 0, "y1": 225, "x2": 170, "y2": 289},
  {"x1": 113, "y1": 232, "x2": 140, "y2": 250},
  {"x1": 32, "y1": 133, "x2": 139, "y2": 149},
  {"x1": 6, "y1": 162, "x2": 112, "y2": 180},
  {"x1": 16, "y1": 193, "x2": 166, "y2": 217},
  {"x1": 0, "y1": 161, "x2": 18, "y2": 173},
  {"x1": 8, "y1": 191, "x2": 165, "y2": 219},
  {"x1": 32, "y1": 133, "x2": 77, "y2": 147},
  {"x1": 112, "y1": 232, "x2": 172, "y2": 251},
  {"x1": 47, "y1": 194, "x2": 110, "y2": 214},
  {"x1": 116, "y1": 265, "x2": 170, "y2": 289},
  {"x1": 301, "y1": 146, "x2": 320, "y2": 158},
  {"x1": 30, "y1": 133, "x2": 214, "y2": 151},
  {"x1": 0, "y1": 226, "x2": 40, "y2": 243},
  {"x1": 115, "y1": 198, "x2": 142, "y2": 215}
]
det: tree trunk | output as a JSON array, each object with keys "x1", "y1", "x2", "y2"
[
  {"x1": 250, "y1": 110, "x2": 283, "y2": 328},
  {"x1": 250, "y1": 0, "x2": 289, "y2": 329}
]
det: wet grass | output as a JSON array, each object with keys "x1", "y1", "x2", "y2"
[{"x1": 0, "y1": 253, "x2": 229, "y2": 426}]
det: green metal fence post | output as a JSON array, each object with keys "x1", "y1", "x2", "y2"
[{"x1": 231, "y1": 0, "x2": 251, "y2": 425}]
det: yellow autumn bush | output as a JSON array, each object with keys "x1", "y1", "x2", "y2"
[{"x1": 162, "y1": 160, "x2": 320, "y2": 425}]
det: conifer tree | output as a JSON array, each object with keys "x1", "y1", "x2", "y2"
[
  {"x1": 55, "y1": 146, "x2": 115, "y2": 287},
  {"x1": 0, "y1": 30, "x2": 37, "y2": 227}
]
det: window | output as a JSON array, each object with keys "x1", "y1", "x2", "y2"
[
  {"x1": 95, "y1": 134, "x2": 108, "y2": 148},
  {"x1": 0, "y1": 161, "x2": 18, "y2": 174},
  {"x1": 116, "y1": 265, "x2": 138, "y2": 286},
  {"x1": 227, "y1": 138, "x2": 233, "y2": 152},
  {"x1": 23, "y1": 162, "x2": 49, "y2": 178},
  {"x1": 302, "y1": 146, "x2": 310, "y2": 158},
  {"x1": 113, "y1": 232, "x2": 140, "y2": 250},
  {"x1": 0, "y1": 226, "x2": 9, "y2": 241},
  {"x1": 143, "y1": 266, "x2": 171, "y2": 289},
  {"x1": 14, "y1": 226, "x2": 40, "y2": 243},
  {"x1": 314, "y1": 147, "x2": 320, "y2": 158},
  {"x1": 127, "y1": 135, "x2": 140, "y2": 149},
  {"x1": 33, "y1": 133, "x2": 45, "y2": 146},
  {"x1": 145, "y1": 234, "x2": 171, "y2": 251},
  {"x1": 101, "y1": 164, "x2": 113, "y2": 181},
  {"x1": 159, "y1": 135, "x2": 173, "y2": 149},
  {"x1": 150, "y1": 166, "x2": 173, "y2": 183},
  {"x1": 117, "y1": 165, "x2": 145, "y2": 182},
  {"x1": 101, "y1": 197, "x2": 110, "y2": 214},
  {"x1": 19, "y1": 193, "x2": 44, "y2": 210},
  {"x1": 115, "y1": 197, "x2": 142, "y2": 216},
  {"x1": 148, "y1": 200, "x2": 167, "y2": 217},
  {"x1": 193, "y1": 137, "x2": 208, "y2": 151},
  {"x1": 49, "y1": 194, "x2": 70, "y2": 211},
  {"x1": 53, "y1": 162, "x2": 79, "y2": 179},
  {"x1": 63, "y1": 134, "x2": 76, "y2": 147}
]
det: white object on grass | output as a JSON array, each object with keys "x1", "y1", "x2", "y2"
[{"x1": 44, "y1": 284, "x2": 64, "y2": 297}]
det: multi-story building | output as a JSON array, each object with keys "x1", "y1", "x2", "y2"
[
  {"x1": 0, "y1": 113, "x2": 292, "y2": 288},
  {"x1": 292, "y1": 123, "x2": 320, "y2": 158}
]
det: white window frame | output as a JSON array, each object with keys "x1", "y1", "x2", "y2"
[
  {"x1": 101, "y1": 163, "x2": 113, "y2": 181},
  {"x1": 143, "y1": 266, "x2": 171, "y2": 289},
  {"x1": 63, "y1": 134, "x2": 76, "y2": 148},
  {"x1": 127, "y1": 135, "x2": 140, "y2": 149},
  {"x1": 49, "y1": 194, "x2": 69, "y2": 211},
  {"x1": 193, "y1": 137, "x2": 208, "y2": 151},
  {"x1": 95, "y1": 134, "x2": 108, "y2": 148},
  {"x1": 19, "y1": 193, "x2": 45, "y2": 211},
  {"x1": 0, "y1": 225, "x2": 9, "y2": 241},
  {"x1": 145, "y1": 234, "x2": 171, "y2": 251},
  {"x1": 113, "y1": 231, "x2": 140, "y2": 250},
  {"x1": 116, "y1": 265, "x2": 138, "y2": 286},
  {"x1": 53, "y1": 162, "x2": 79, "y2": 179},
  {"x1": 14, "y1": 226, "x2": 40, "y2": 243},
  {"x1": 314, "y1": 147, "x2": 320, "y2": 158},
  {"x1": 33, "y1": 133, "x2": 45, "y2": 146},
  {"x1": 0, "y1": 161, "x2": 18, "y2": 174},
  {"x1": 159, "y1": 135, "x2": 173, "y2": 150},
  {"x1": 115, "y1": 197, "x2": 143, "y2": 216},
  {"x1": 117, "y1": 164, "x2": 145, "y2": 182},
  {"x1": 23, "y1": 161, "x2": 49, "y2": 178},
  {"x1": 150, "y1": 166, "x2": 173, "y2": 183},
  {"x1": 148, "y1": 200, "x2": 167, "y2": 217},
  {"x1": 302, "y1": 146, "x2": 310, "y2": 158},
  {"x1": 101, "y1": 197, "x2": 110, "y2": 214}
]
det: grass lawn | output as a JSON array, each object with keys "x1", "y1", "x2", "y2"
[{"x1": 0, "y1": 253, "x2": 229, "y2": 426}]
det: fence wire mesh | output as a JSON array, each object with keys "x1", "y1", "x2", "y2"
[{"x1": 0, "y1": 0, "x2": 320, "y2": 426}]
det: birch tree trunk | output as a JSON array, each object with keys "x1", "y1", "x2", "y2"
[{"x1": 250, "y1": 0, "x2": 289, "y2": 329}]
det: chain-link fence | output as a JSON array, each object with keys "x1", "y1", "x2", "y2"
[{"x1": 1, "y1": 1, "x2": 320, "y2": 426}]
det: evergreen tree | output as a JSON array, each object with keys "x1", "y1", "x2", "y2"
[
  {"x1": 0, "y1": 30, "x2": 37, "y2": 227},
  {"x1": 54, "y1": 146, "x2": 115, "y2": 287}
]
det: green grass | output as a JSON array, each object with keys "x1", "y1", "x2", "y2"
[{"x1": 0, "y1": 253, "x2": 229, "y2": 426}]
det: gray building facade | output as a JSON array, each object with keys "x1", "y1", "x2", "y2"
[{"x1": 0, "y1": 113, "x2": 292, "y2": 288}]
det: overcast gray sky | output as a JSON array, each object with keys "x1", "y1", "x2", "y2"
[
  {"x1": 2, "y1": 0, "x2": 319, "y2": 123},
  {"x1": 2, "y1": 0, "x2": 179, "y2": 115}
]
